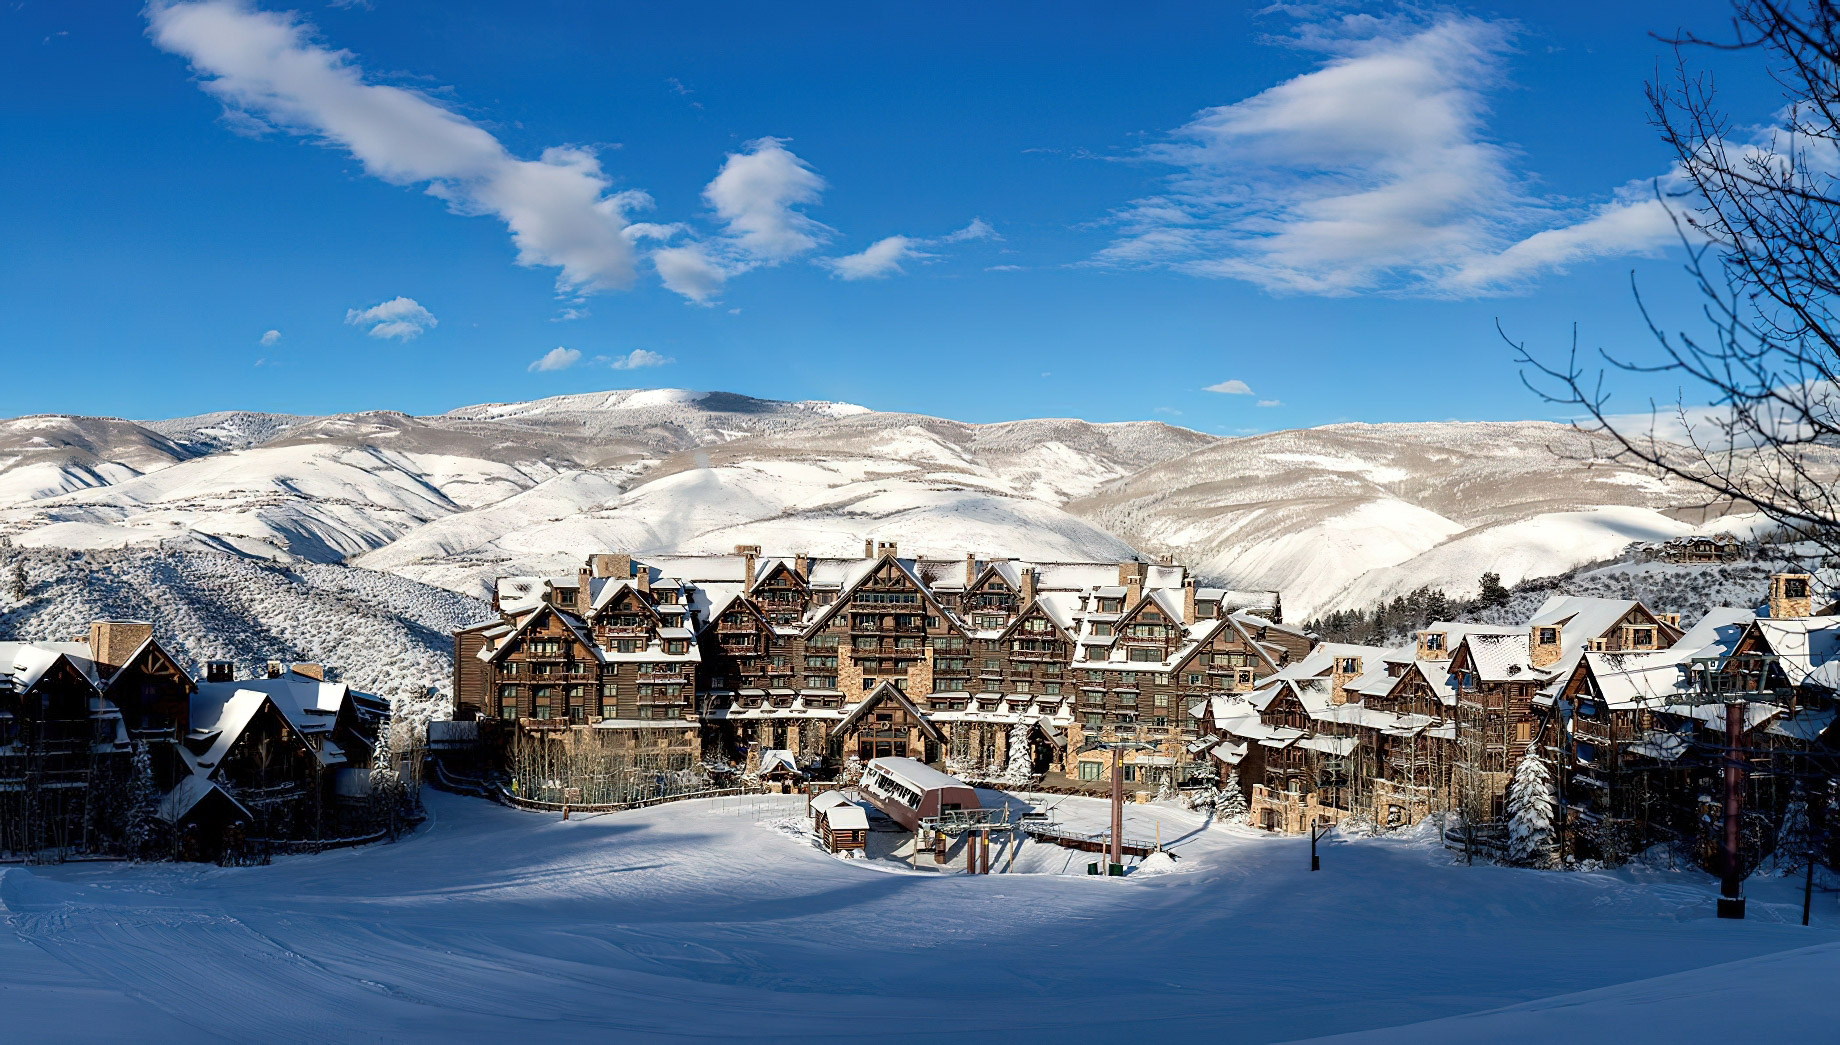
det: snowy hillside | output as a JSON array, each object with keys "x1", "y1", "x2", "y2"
[
  {"x1": 0, "y1": 546, "x2": 492, "y2": 699},
  {"x1": 1070, "y1": 421, "x2": 1817, "y2": 616},
  {"x1": 0, "y1": 390, "x2": 1813, "y2": 620}
]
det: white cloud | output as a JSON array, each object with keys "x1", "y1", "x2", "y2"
[
  {"x1": 551, "y1": 307, "x2": 589, "y2": 322},
  {"x1": 607, "y1": 348, "x2": 671, "y2": 370},
  {"x1": 259, "y1": 328, "x2": 280, "y2": 346},
  {"x1": 345, "y1": 296, "x2": 436, "y2": 340},
  {"x1": 1205, "y1": 379, "x2": 1253, "y2": 395},
  {"x1": 1153, "y1": 406, "x2": 1182, "y2": 416},
  {"x1": 527, "y1": 346, "x2": 581, "y2": 372},
  {"x1": 823, "y1": 235, "x2": 931, "y2": 280},
  {"x1": 705, "y1": 137, "x2": 829, "y2": 262},
  {"x1": 147, "y1": 1, "x2": 644, "y2": 295},
  {"x1": 1257, "y1": 399, "x2": 1282, "y2": 407},
  {"x1": 1095, "y1": 12, "x2": 1676, "y2": 297},
  {"x1": 942, "y1": 217, "x2": 998, "y2": 243},
  {"x1": 650, "y1": 139, "x2": 831, "y2": 302}
]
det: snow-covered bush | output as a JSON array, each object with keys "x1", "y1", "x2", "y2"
[{"x1": 999, "y1": 721, "x2": 1033, "y2": 787}]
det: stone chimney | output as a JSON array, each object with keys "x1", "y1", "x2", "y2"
[
  {"x1": 1530, "y1": 624, "x2": 1564, "y2": 669},
  {"x1": 88, "y1": 620, "x2": 154, "y2": 679},
  {"x1": 736, "y1": 545, "x2": 761, "y2": 591},
  {"x1": 590, "y1": 553, "x2": 631, "y2": 580},
  {"x1": 576, "y1": 567, "x2": 593, "y2": 613},
  {"x1": 1329, "y1": 653, "x2": 1362, "y2": 706},
  {"x1": 877, "y1": 540, "x2": 900, "y2": 559},
  {"x1": 1416, "y1": 629, "x2": 1451, "y2": 661},
  {"x1": 636, "y1": 566, "x2": 651, "y2": 595},
  {"x1": 794, "y1": 552, "x2": 809, "y2": 579},
  {"x1": 204, "y1": 660, "x2": 235, "y2": 683},
  {"x1": 1658, "y1": 612, "x2": 1682, "y2": 629},
  {"x1": 1120, "y1": 561, "x2": 1144, "y2": 603},
  {"x1": 1020, "y1": 566, "x2": 1037, "y2": 605},
  {"x1": 289, "y1": 662, "x2": 325, "y2": 681},
  {"x1": 864, "y1": 538, "x2": 876, "y2": 558},
  {"x1": 266, "y1": 660, "x2": 284, "y2": 679},
  {"x1": 1769, "y1": 573, "x2": 1814, "y2": 619},
  {"x1": 1183, "y1": 578, "x2": 1197, "y2": 624},
  {"x1": 965, "y1": 551, "x2": 978, "y2": 589}
]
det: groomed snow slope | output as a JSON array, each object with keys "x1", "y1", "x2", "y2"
[{"x1": 1, "y1": 791, "x2": 1830, "y2": 1043}]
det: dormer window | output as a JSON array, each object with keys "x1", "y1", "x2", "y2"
[
  {"x1": 1538, "y1": 628, "x2": 1558, "y2": 645},
  {"x1": 1422, "y1": 632, "x2": 1445, "y2": 652},
  {"x1": 1338, "y1": 657, "x2": 1360, "y2": 674}
]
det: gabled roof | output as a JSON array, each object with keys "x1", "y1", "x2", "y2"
[
  {"x1": 1752, "y1": 614, "x2": 1840, "y2": 691},
  {"x1": 995, "y1": 596, "x2": 1077, "y2": 644},
  {"x1": 829, "y1": 680, "x2": 944, "y2": 743},
  {"x1": 101, "y1": 636, "x2": 196, "y2": 697},
  {"x1": 805, "y1": 554, "x2": 960, "y2": 637},
  {"x1": 157, "y1": 774, "x2": 252, "y2": 826},
  {"x1": 480, "y1": 601, "x2": 603, "y2": 666}
]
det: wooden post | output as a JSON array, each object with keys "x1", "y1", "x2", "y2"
[
  {"x1": 980, "y1": 830, "x2": 990, "y2": 874},
  {"x1": 1718, "y1": 702, "x2": 1746, "y2": 919},
  {"x1": 1110, "y1": 745, "x2": 1124, "y2": 871}
]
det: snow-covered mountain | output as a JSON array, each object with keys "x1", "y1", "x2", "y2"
[{"x1": 0, "y1": 389, "x2": 1811, "y2": 642}]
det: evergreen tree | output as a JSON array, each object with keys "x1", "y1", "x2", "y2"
[
  {"x1": 125, "y1": 740, "x2": 161, "y2": 860},
  {"x1": 1775, "y1": 794, "x2": 1815, "y2": 874},
  {"x1": 1507, "y1": 749, "x2": 1556, "y2": 866},
  {"x1": 5, "y1": 559, "x2": 25, "y2": 601},
  {"x1": 1478, "y1": 572, "x2": 1511, "y2": 609},
  {"x1": 1000, "y1": 721, "x2": 1033, "y2": 787},
  {"x1": 1217, "y1": 771, "x2": 1249, "y2": 824}
]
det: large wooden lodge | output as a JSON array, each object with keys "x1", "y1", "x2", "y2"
[{"x1": 453, "y1": 543, "x2": 1302, "y2": 792}]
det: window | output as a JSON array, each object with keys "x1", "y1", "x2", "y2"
[
  {"x1": 1786, "y1": 576, "x2": 1810, "y2": 598},
  {"x1": 805, "y1": 676, "x2": 837, "y2": 689},
  {"x1": 637, "y1": 705, "x2": 654, "y2": 719},
  {"x1": 636, "y1": 684, "x2": 653, "y2": 698},
  {"x1": 1079, "y1": 761, "x2": 1101, "y2": 781},
  {"x1": 1122, "y1": 764, "x2": 1138, "y2": 783},
  {"x1": 1338, "y1": 658, "x2": 1359, "y2": 674},
  {"x1": 499, "y1": 698, "x2": 518, "y2": 720},
  {"x1": 1538, "y1": 628, "x2": 1558, "y2": 645},
  {"x1": 665, "y1": 641, "x2": 688, "y2": 655},
  {"x1": 1043, "y1": 683, "x2": 1060, "y2": 695},
  {"x1": 1082, "y1": 713, "x2": 1103, "y2": 729},
  {"x1": 1091, "y1": 623, "x2": 1113, "y2": 637},
  {"x1": 532, "y1": 687, "x2": 553, "y2": 719},
  {"x1": 1514, "y1": 721, "x2": 1532, "y2": 743},
  {"x1": 1013, "y1": 681, "x2": 1031, "y2": 694},
  {"x1": 498, "y1": 684, "x2": 518, "y2": 700},
  {"x1": 1154, "y1": 693, "x2": 1168, "y2": 707},
  {"x1": 1423, "y1": 632, "x2": 1445, "y2": 651},
  {"x1": 1118, "y1": 691, "x2": 1138, "y2": 706},
  {"x1": 1187, "y1": 674, "x2": 1203, "y2": 686},
  {"x1": 601, "y1": 698, "x2": 618, "y2": 718}
]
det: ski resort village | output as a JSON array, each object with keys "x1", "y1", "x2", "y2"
[{"x1": 21, "y1": 0, "x2": 1840, "y2": 1039}]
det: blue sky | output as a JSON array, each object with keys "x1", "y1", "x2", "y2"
[{"x1": 0, "y1": 1, "x2": 1776, "y2": 431}]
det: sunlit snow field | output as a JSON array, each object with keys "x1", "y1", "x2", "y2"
[{"x1": 2, "y1": 790, "x2": 1834, "y2": 1043}]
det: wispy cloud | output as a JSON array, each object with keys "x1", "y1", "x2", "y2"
[
  {"x1": 551, "y1": 307, "x2": 589, "y2": 322},
  {"x1": 605, "y1": 348, "x2": 671, "y2": 370},
  {"x1": 1257, "y1": 399, "x2": 1282, "y2": 408},
  {"x1": 147, "y1": 1, "x2": 646, "y2": 295},
  {"x1": 1094, "y1": 11, "x2": 1675, "y2": 297},
  {"x1": 823, "y1": 235, "x2": 930, "y2": 280},
  {"x1": 1205, "y1": 379, "x2": 1253, "y2": 395},
  {"x1": 259, "y1": 329, "x2": 280, "y2": 346},
  {"x1": 820, "y1": 218, "x2": 999, "y2": 281},
  {"x1": 345, "y1": 296, "x2": 436, "y2": 340},
  {"x1": 527, "y1": 346, "x2": 581, "y2": 372}
]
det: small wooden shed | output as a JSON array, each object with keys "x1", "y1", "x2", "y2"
[{"x1": 810, "y1": 790, "x2": 869, "y2": 854}]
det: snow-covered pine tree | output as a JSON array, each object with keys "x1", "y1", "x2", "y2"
[
  {"x1": 1000, "y1": 721, "x2": 1033, "y2": 787},
  {"x1": 1775, "y1": 795, "x2": 1814, "y2": 874},
  {"x1": 5, "y1": 559, "x2": 26, "y2": 601},
  {"x1": 1216, "y1": 771, "x2": 1249, "y2": 824},
  {"x1": 1507, "y1": 749, "x2": 1556, "y2": 866},
  {"x1": 125, "y1": 740, "x2": 160, "y2": 860}
]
